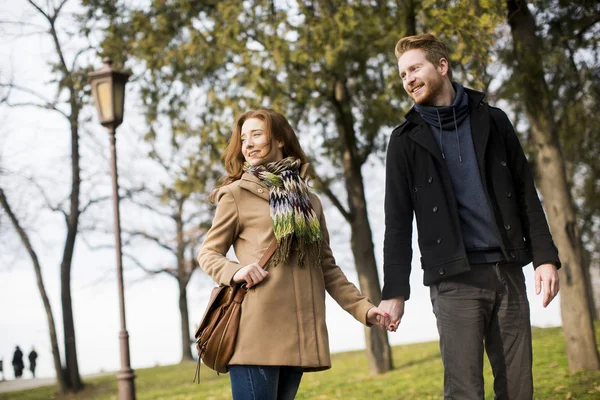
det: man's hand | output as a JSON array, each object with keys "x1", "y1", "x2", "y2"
[
  {"x1": 535, "y1": 263, "x2": 559, "y2": 308},
  {"x1": 379, "y1": 297, "x2": 405, "y2": 332},
  {"x1": 232, "y1": 262, "x2": 269, "y2": 289}
]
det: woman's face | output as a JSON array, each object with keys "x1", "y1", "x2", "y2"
[{"x1": 240, "y1": 118, "x2": 284, "y2": 166}]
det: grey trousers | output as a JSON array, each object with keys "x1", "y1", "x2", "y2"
[{"x1": 430, "y1": 263, "x2": 533, "y2": 400}]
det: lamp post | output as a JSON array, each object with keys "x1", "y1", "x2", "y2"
[{"x1": 88, "y1": 58, "x2": 135, "y2": 400}]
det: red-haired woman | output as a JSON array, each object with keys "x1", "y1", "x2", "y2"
[{"x1": 198, "y1": 109, "x2": 390, "y2": 400}]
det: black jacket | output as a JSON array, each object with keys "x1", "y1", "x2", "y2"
[{"x1": 382, "y1": 88, "x2": 560, "y2": 300}]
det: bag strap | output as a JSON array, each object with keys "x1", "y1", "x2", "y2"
[{"x1": 258, "y1": 238, "x2": 278, "y2": 269}]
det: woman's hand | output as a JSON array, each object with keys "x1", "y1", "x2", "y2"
[
  {"x1": 366, "y1": 307, "x2": 391, "y2": 330},
  {"x1": 232, "y1": 262, "x2": 269, "y2": 289}
]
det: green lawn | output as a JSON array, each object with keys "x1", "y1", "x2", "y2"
[{"x1": 3, "y1": 325, "x2": 600, "y2": 399}]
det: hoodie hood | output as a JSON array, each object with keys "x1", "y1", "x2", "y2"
[{"x1": 414, "y1": 82, "x2": 470, "y2": 161}]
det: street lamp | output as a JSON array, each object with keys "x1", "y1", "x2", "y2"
[{"x1": 88, "y1": 58, "x2": 136, "y2": 400}]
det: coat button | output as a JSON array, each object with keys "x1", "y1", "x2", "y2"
[
  {"x1": 433, "y1": 206, "x2": 438, "y2": 213},
  {"x1": 428, "y1": 176, "x2": 433, "y2": 184},
  {"x1": 414, "y1": 187, "x2": 418, "y2": 192},
  {"x1": 509, "y1": 252, "x2": 516, "y2": 259},
  {"x1": 501, "y1": 161, "x2": 507, "y2": 167},
  {"x1": 438, "y1": 268, "x2": 445, "y2": 275},
  {"x1": 258, "y1": 188, "x2": 264, "y2": 194},
  {"x1": 506, "y1": 191, "x2": 512, "y2": 198},
  {"x1": 504, "y1": 224, "x2": 511, "y2": 230},
  {"x1": 436, "y1": 238, "x2": 442, "y2": 244}
]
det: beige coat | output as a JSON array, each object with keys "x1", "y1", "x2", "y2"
[{"x1": 197, "y1": 172, "x2": 374, "y2": 371}]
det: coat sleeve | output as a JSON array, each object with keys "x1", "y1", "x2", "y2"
[
  {"x1": 197, "y1": 186, "x2": 243, "y2": 286},
  {"x1": 382, "y1": 131, "x2": 414, "y2": 300},
  {"x1": 316, "y1": 197, "x2": 374, "y2": 326},
  {"x1": 497, "y1": 109, "x2": 561, "y2": 269}
]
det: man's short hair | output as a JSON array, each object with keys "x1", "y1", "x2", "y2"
[{"x1": 395, "y1": 33, "x2": 453, "y2": 80}]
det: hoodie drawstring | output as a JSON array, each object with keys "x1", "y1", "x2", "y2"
[
  {"x1": 436, "y1": 109, "x2": 445, "y2": 160},
  {"x1": 453, "y1": 108, "x2": 463, "y2": 162}
]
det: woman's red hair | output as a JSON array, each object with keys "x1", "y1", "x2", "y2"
[{"x1": 210, "y1": 109, "x2": 309, "y2": 203}]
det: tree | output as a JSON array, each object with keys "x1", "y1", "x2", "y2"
[
  {"x1": 0, "y1": 188, "x2": 67, "y2": 392},
  {"x1": 88, "y1": 0, "x2": 506, "y2": 375},
  {"x1": 530, "y1": 0, "x2": 600, "y2": 320},
  {"x1": 0, "y1": 0, "x2": 104, "y2": 389},
  {"x1": 505, "y1": 0, "x2": 600, "y2": 371},
  {"x1": 117, "y1": 139, "x2": 219, "y2": 362}
]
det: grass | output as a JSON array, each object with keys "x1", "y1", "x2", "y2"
[{"x1": 3, "y1": 325, "x2": 600, "y2": 400}]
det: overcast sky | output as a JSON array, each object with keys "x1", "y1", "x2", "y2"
[{"x1": 0, "y1": 0, "x2": 562, "y2": 381}]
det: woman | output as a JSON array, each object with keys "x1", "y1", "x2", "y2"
[{"x1": 198, "y1": 109, "x2": 390, "y2": 400}]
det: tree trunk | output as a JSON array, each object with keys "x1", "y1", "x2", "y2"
[
  {"x1": 506, "y1": 0, "x2": 600, "y2": 371},
  {"x1": 583, "y1": 256, "x2": 598, "y2": 321},
  {"x1": 176, "y1": 202, "x2": 193, "y2": 362},
  {"x1": 0, "y1": 189, "x2": 67, "y2": 392},
  {"x1": 403, "y1": 0, "x2": 417, "y2": 36},
  {"x1": 347, "y1": 177, "x2": 394, "y2": 375},
  {"x1": 179, "y1": 280, "x2": 193, "y2": 362},
  {"x1": 61, "y1": 115, "x2": 82, "y2": 390},
  {"x1": 331, "y1": 79, "x2": 393, "y2": 375}
]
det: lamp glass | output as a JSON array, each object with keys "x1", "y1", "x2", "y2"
[
  {"x1": 97, "y1": 81, "x2": 114, "y2": 122},
  {"x1": 113, "y1": 82, "x2": 125, "y2": 122}
]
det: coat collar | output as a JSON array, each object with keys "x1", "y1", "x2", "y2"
[
  {"x1": 238, "y1": 163, "x2": 311, "y2": 202},
  {"x1": 403, "y1": 88, "x2": 488, "y2": 167},
  {"x1": 240, "y1": 173, "x2": 270, "y2": 201}
]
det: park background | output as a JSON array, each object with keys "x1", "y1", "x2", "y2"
[{"x1": 0, "y1": 0, "x2": 599, "y2": 397}]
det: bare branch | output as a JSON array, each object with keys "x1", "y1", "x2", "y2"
[
  {"x1": 54, "y1": 0, "x2": 70, "y2": 17},
  {"x1": 25, "y1": 175, "x2": 68, "y2": 218},
  {"x1": 0, "y1": 83, "x2": 69, "y2": 119},
  {"x1": 123, "y1": 197, "x2": 174, "y2": 218},
  {"x1": 312, "y1": 175, "x2": 352, "y2": 222},
  {"x1": 26, "y1": 1, "x2": 50, "y2": 21},
  {"x1": 149, "y1": 140, "x2": 174, "y2": 175},
  {"x1": 0, "y1": 19, "x2": 47, "y2": 30},
  {"x1": 127, "y1": 231, "x2": 177, "y2": 255},
  {"x1": 71, "y1": 46, "x2": 94, "y2": 72},
  {"x1": 123, "y1": 252, "x2": 176, "y2": 278},
  {"x1": 0, "y1": 187, "x2": 42, "y2": 270},
  {"x1": 4, "y1": 101, "x2": 68, "y2": 118},
  {"x1": 80, "y1": 195, "x2": 112, "y2": 215},
  {"x1": 0, "y1": 83, "x2": 51, "y2": 105},
  {"x1": 359, "y1": 141, "x2": 375, "y2": 165}
]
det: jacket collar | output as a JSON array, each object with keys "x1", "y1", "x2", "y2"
[
  {"x1": 238, "y1": 163, "x2": 311, "y2": 202},
  {"x1": 404, "y1": 88, "x2": 488, "y2": 166},
  {"x1": 239, "y1": 173, "x2": 270, "y2": 201}
]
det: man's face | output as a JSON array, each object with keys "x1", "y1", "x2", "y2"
[{"x1": 398, "y1": 49, "x2": 448, "y2": 106}]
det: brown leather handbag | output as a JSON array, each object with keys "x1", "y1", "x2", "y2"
[{"x1": 193, "y1": 239, "x2": 277, "y2": 381}]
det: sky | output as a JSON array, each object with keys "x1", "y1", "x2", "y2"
[{"x1": 0, "y1": 0, "x2": 562, "y2": 382}]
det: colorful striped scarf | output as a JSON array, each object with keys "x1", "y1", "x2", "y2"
[{"x1": 244, "y1": 157, "x2": 322, "y2": 268}]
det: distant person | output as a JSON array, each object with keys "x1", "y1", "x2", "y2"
[
  {"x1": 28, "y1": 347, "x2": 38, "y2": 378},
  {"x1": 198, "y1": 109, "x2": 392, "y2": 400},
  {"x1": 12, "y1": 346, "x2": 24, "y2": 379},
  {"x1": 0, "y1": 357, "x2": 4, "y2": 381},
  {"x1": 380, "y1": 33, "x2": 560, "y2": 399}
]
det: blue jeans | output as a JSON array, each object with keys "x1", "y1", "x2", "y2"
[{"x1": 229, "y1": 365, "x2": 304, "y2": 400}]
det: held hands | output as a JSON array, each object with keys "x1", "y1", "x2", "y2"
[
  {"x1": 232, "y1": 262, "x2": 269, "y2": 289},
  {"x1": 366, "y1": 307, "x2": 393, "y2": 331},
  {"x1": 378, "y1": 297, "x2": 405, "y2": 332},
  {"x1": 535, "y1": 263, "x2": 560, "y2": 308}
]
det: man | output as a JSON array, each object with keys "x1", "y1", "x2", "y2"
[
  {"x1": 28, "y1": 347, "x2": 38, "y2": 378},
  {"x1": 379, "y1": 33, "x2": 560, "y2": 400}
]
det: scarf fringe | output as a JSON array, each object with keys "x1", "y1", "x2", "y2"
[{"x1": 270, "y1": 236, "x2": 321, "y2": 269}]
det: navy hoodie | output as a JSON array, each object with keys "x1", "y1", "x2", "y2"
[{"x1": 415, "y1": 83, "x2": 503, "y2": 264}]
